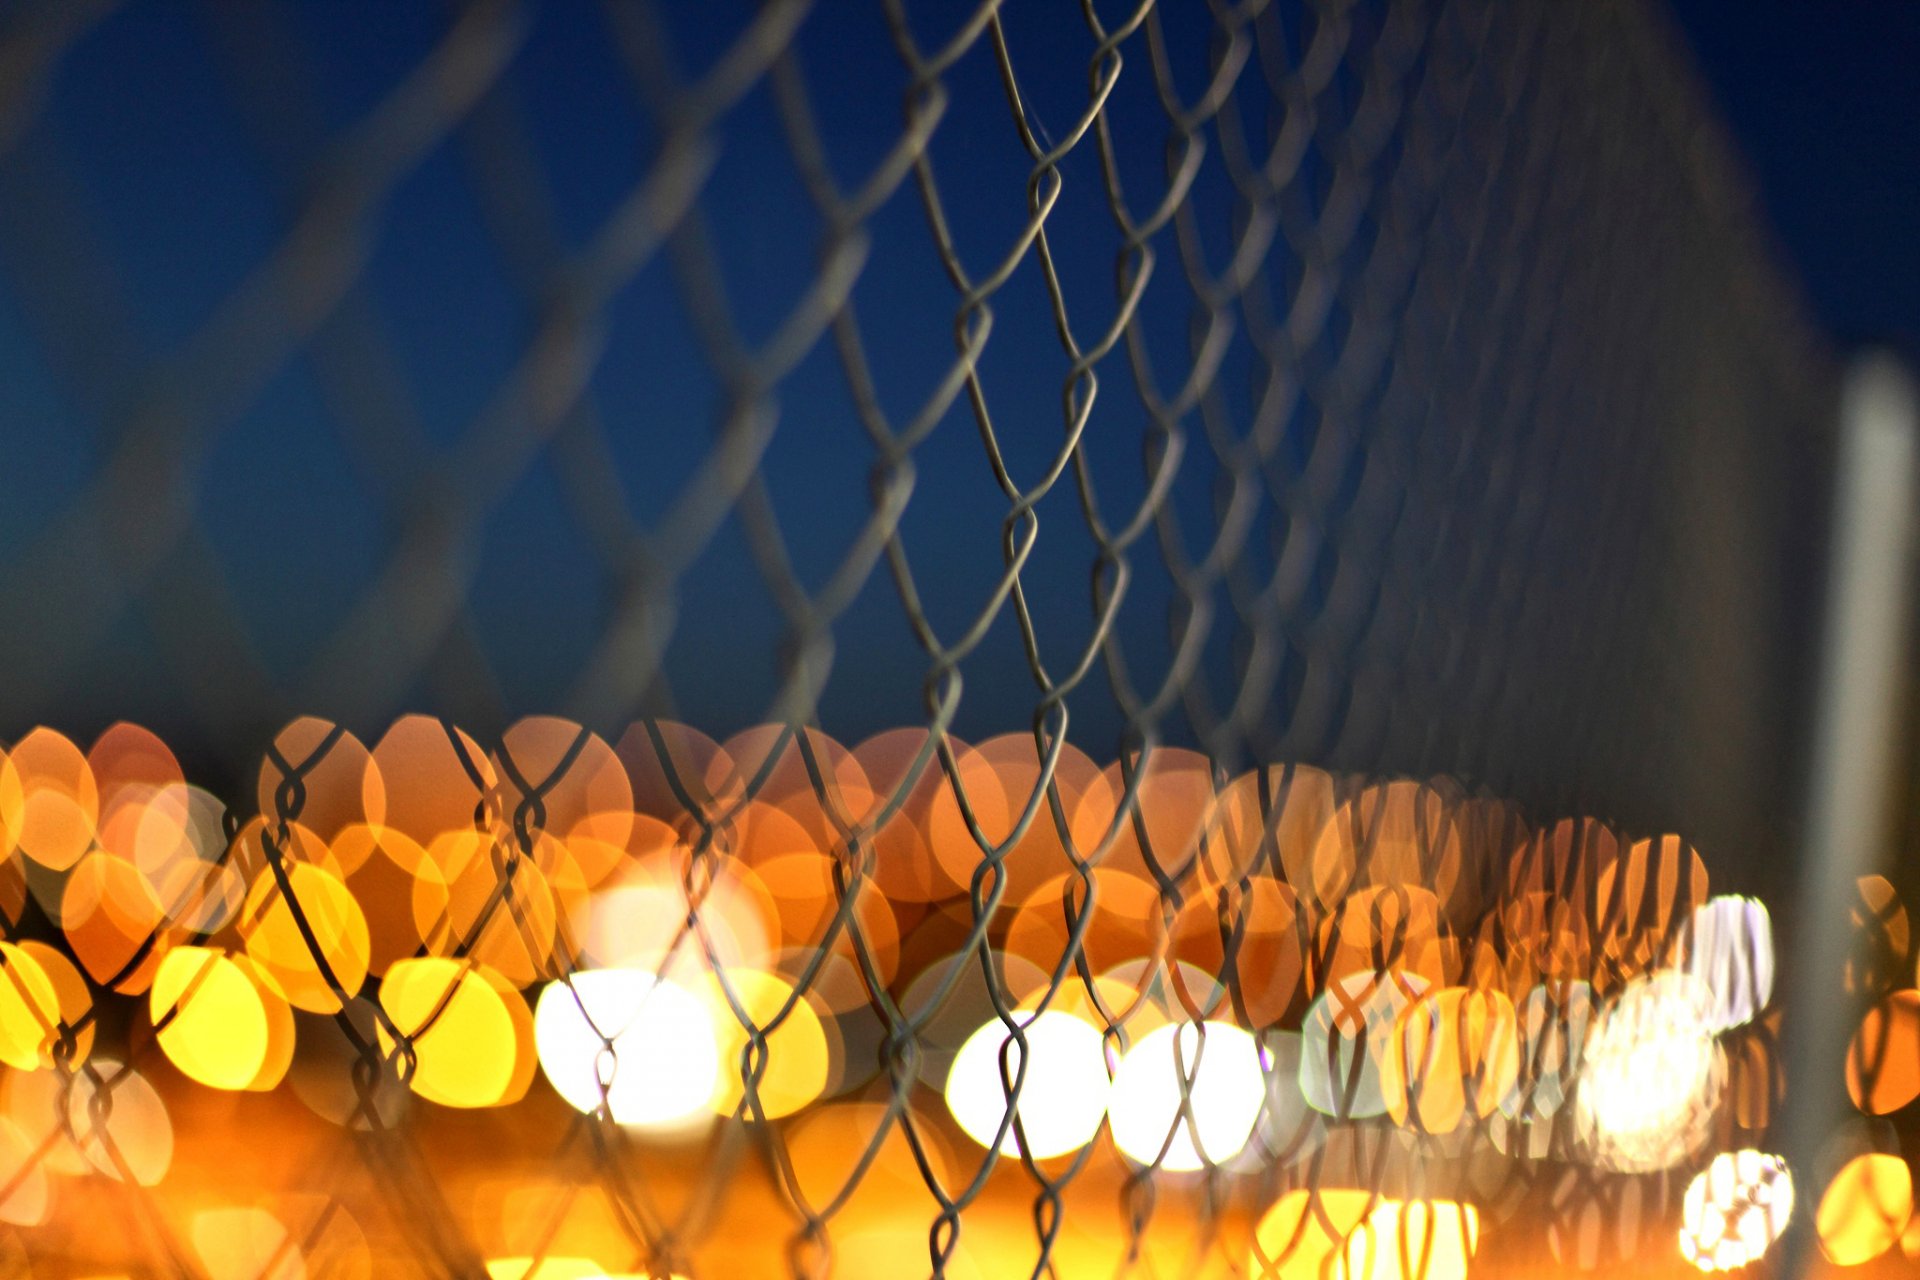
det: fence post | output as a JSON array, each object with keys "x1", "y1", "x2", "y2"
[{"x1": 1783, "y1": 353, "x2": 1918, "y2": 1274}]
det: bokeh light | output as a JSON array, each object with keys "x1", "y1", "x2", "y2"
[
  {"x1": 1679, "y1": 1149, "x2": 1792, "y2": 1272},
  {"x1": 379, "y1": 958, "x2": 535, "y2": 1109},
  {"x1": 1300, "y1": 970, "x2": 1430, "y2": 1121},
  {"x1": 65, "y1": 1058, "x2": 172, "y2": 1186},
  {"x1": 1675, "y1": 895, "x2": 1775, "y2": 1032},
  {"x1": 1335, "y1": 1199, "x2": 1479, "y2": 1280},
  {"x1": 241, "y1": 860, "x2": 371, "y2": 1014},
  {"x1": 61, "y1": 849, "x2": 172, "y2": 993},
  {"x1": 944, "y1": 1009, "x2": 1109, "y2": 1159},
  {"x1": 1574, "y1": 971, "x2": 1725, "y2": 1171},
  {"x1": 487, "y1": 1259, "x2": 670, "y2": 1280},
  {"x1": 6, "y1": 728, "x2": 98, "y2": 873},
  {"x1": 1816, "y1": 1151, "x2": 1912, "y2": 1266},
  {"x1": 1381, "y1": 987, "x2": 1519, "y2": 1135},
  {"x1": 151, "y1": 945, "x2": 293, "y2": 1091},
  {"x1": 0, "y1": 716, "x2": 1849, "y2": 1276},
  {"x1": 699, "y1": 967, "x2": 829, "y2": 1120},
  {"x1": 1849, "y1": 987, "x2": 1920, "y2": 1114},
  {"x1": 533, "y1": 968, "x2": 718, "y2": 1131},
  {"x1": 1108, "y1": 1019, "x2": 1264, "y2": 1171},
  {"x1": 1250, "y1": 1188, "x2": 1376, "y2": 1279},
  {"x1": 0, "y1": 942, "x2": 60, "y2": 1070}
]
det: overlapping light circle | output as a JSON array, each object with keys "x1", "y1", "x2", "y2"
[
  {"x1": 1575, "y1": 971, "x2": 1725, "y2": 1172},
  {"x1": 1108, "y1": 1020, "x2": 1264, "y2": 1171},
  {"x1": 0, "y1": 716, "x2": 1840, "y2": 1276},
  {"x1": 1680, "y1": 1149, "x2": 1793, "y2": 1272},
  {"x1": 532, "y1": 968, "x2": 717, "y2": 1130},
  {"x1": 944, "y1": 1010, "x2": 1110, "y2": 1159}
]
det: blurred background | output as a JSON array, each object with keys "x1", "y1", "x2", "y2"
[
  {"x1": 1668, "y1": 0, "x2": 1920, "y2": 356},
  {"x1": 0, "y1": 0, "x2": 1844, "y2": 894},
  {"x1": 1667, "y1": 0, "x2": 1920, "y2": 934}
]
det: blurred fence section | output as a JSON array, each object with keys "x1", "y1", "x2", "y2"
[
  {"x1": 0, "y1": 0, "x2": 1837, "y2": 1277},
  {"x1": 0, "y1": 0, "x2": 1828, "y2": 861}
]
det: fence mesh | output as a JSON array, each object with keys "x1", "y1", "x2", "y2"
[{"x1": 0, "y1": 0, "x2": 1838, "y2": 1276}]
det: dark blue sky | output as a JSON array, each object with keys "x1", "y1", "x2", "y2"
[
  {"x1": 0, "y1": 0, "x2": 1899, "y2": 790},
  {"x1": 1667, "y1": 0, "x2": 1920, "y2": 353},
  {"x1": 0, "y1": 0, "x2": 1250, "y2": 763}
]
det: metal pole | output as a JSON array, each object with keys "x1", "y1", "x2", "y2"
[{"x1": 1782, "y1": 353, "x2": 1918, "y2": 1275}]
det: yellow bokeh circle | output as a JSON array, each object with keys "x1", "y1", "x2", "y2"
[
  {"x1": 151, "y1": 945, "x2": 294, "y2": 1092},
  {"x1": 379, "y1": 958, "x2": 534, "y2": 1109}
]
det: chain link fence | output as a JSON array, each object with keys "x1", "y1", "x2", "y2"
[{"x1": 0, "y1": 0, "x2": 1836, "y2": 1276}]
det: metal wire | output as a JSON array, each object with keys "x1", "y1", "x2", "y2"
[{"x1": 0, "y1": 0, "x2": 1830, "y2": 1277}]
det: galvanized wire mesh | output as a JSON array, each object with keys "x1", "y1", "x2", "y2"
[{"x1": 0, "y1": 0, "x2": 1834, "y2": 1277}]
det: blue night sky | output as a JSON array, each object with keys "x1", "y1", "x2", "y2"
[
  {"x1": 0, "y1": 0, "x2": 1260, "y2": 768},
  {"x1": 1667, "y1": 0, "x2": 1920, "y2": 354},
  {"x1": 0, "y1": 0, "x2": 1904, "y2": 789}
]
